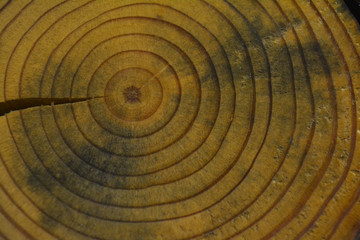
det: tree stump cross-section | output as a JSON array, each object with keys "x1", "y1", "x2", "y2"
[{"x1": 0, "y1": 0, "x2": 360, "y2": 239}]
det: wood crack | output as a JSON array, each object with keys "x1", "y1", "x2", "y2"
[{"x1": 0, "y1": 97, "x2": 104, "y2": 116}]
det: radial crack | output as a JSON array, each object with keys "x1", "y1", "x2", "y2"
[{"x1": 0, "y1": 97, "x2": 103, "y2": 116}]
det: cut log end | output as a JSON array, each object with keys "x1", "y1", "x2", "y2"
[{"x1": 0, "y1": 0, "x2": 359, "y2": 239}]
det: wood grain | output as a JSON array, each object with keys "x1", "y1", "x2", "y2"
[{"x1": 0, "y1": 0, "x2": 359, "y2": 239}]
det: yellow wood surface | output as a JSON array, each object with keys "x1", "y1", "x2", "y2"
[{"x1": 0, "y1": 0, "x2": 360, "y2": 239}]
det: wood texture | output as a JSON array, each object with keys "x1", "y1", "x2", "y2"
[{"x1": 0, "y1": 0, "x2": 360, "y2": 239}]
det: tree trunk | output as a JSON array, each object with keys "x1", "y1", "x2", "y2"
[{"x1": 0, "y1": 0, "x2": 359, "y2": 239}]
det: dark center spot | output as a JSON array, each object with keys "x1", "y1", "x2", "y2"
[{"x1": 123, "y1": 86, "x2": 142, "y2": 103}]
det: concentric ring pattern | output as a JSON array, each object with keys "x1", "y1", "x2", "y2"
[{"x1": 0, "y1": 0, "x2": 360, "y2": 239}]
